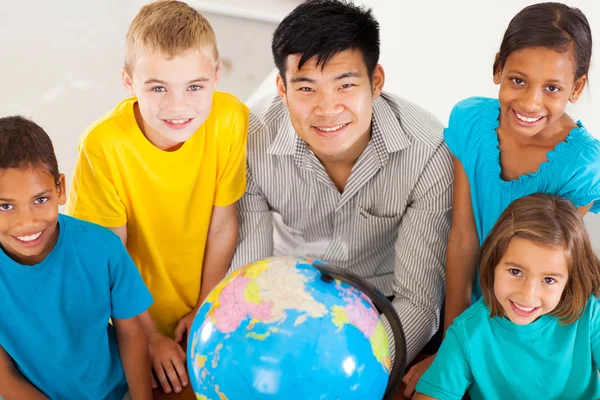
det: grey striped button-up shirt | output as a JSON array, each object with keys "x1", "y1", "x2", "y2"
[{"x1": 231, "y1": 92, "x2": 453, "y2": 363}]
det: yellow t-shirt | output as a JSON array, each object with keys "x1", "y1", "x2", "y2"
[{"x1": 67, "y1": 92, "x2": 248, "y2": 336}]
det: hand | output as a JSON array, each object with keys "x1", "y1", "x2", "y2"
[
  {"x1": 147, "y1": 331, "x2": 188, "y2": 394},
  {"x1": 402, "y1": 354, "x2": 436, "y2": 398},
  {"x1": 173, "y1": 309, "x2": 198, "y2": 345}
]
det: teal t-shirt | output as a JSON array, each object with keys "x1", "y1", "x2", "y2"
[
  {"x1": 416, "y1": 297, "x2": 600, "y2": 400},
  {"x1": 0, "y1": 214, "x2": 153, "y2": 400},
  {"x1": 444, "y1": 97, "x2": 600, "y2": 299}
]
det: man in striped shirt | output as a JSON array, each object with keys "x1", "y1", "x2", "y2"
[{"x1": 231, "y1": 0, "x2": 453, "y2": 368}]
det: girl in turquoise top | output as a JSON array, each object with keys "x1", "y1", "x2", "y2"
[
  {"x1": 415, "y1": 194, "x2": 600, "y2": 400},
  {"x1": 403, "y1": 3, "x2": 600, "y2": 394}
]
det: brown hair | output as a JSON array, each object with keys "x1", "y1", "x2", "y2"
[
  {"x1": 125, "y1": 0, "x2": 219, "y2": 73},
  {"x1": 479, "y1": 194, "x2": 600, "y2": 324},
  {"x1": 0, "y1": 116, "x2": 60, "y2": 184},
  {"x1": 493, "y1": 2, "x2": 592, "y2": 81}
]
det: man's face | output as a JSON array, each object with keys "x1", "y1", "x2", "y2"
[
  {"x1": 0, "y1": 166, "x2": 66, "y2": 265},
  {"x1": 276, "y1": 49, "x2": 384, "y2": 162},
  {"x1": 122, "y1": 50, "x2": 220, "y2": 151}
]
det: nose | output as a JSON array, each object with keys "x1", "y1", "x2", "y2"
[
  {"x1": 16, "y1": 205, "x2": 37, "y2": 229},
  {"x1": 165, "y1": 91, "x2": 187, "y2": 113},
  {"x1": 520, "y1": 279, "x2": 539, "y2": 303},
  {"x1": 521, "y1": 87, "x2": 543, "y2": 112},
  {"x1": 314, "y1": 91, "x2": 343, "y2": 118}
]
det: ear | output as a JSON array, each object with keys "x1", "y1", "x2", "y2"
[
  {"x1": 121, "y1": 67, "x2": 135, "y2": 96},
  {"x1": 569, "y1": 74, "x2": 587, "y2": 104},
  {"x1": 371, "y1": 64, "x2": 385, "y2": 100},
  {"x1": 493, "y1": 52, "x2": 501, "y2": 84},
  {"x1": 56, "y1": 174, "x2": 67, "y2": 206},
  {"x1": 214, "y1": 61, "x2": 222, "y2": 86},
  {"x1": 276, "y1": 73, "x2": 288, "y2": 107}
]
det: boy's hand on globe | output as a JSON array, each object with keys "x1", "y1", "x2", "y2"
[
  {"x1": 147, "y1": 331, "x2": 188, "y2": 394},
  {"x1": 402, "y1": 354, "x2": 435, "y2": 398}
]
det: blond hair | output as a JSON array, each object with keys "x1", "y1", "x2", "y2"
[
  {"x1": 479, "y1": 194, "x2": 600, "y2": 325},
  {"x1": 125, "y1": 0, "x2": 219, "y2": 73}
]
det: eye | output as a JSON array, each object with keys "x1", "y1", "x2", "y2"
[
  {"x1": 188, "y1": 84, "x2": 203, "y2": 91},
  {"x1": 0, "y1": 204, "x2": 13, "y2": 211},
  {"x1": 511, "y1": 78, "x2": 525, "y2": 86},
  {"x1": 509, "y1": 268, "x2": 522, "y2": 277},
  {"x1": 298, "y1": 87, "x2": 314, "y2": 93},
  {"x1": 546, "y1": 85, "x2": 561, "y2": 93},
  {"x1": 340, "y1": 83, "x2": 355, "y2": 89},
  {"x1": 543, "y1": 277, "x2": 556, "y2": 285},
  {"x1": 151, "y1": 86, "x2": 166, "y2": 93},
  {"x1": 34, "y1": 197, "x2": 49, "y2": 205}
]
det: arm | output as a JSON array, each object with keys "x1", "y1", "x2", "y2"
[
  {"x1": 109, "y1": 224, "x2": 127, "y2": 246},
  {"x1": 113, "y1": 316, "x2": 152, "y2": 400},
  {"x1": 229, "y1": 166, "x2": 274, "y2": 273},
  {"x1": 443, "y1": 157, "x2": 480, "y2": 332},
  {"x1": 0, "y1": 345, "x2": 48, "y2": 400},
  {"x1": 578, "y1": 202, "x2": 593, "y2": 217},
  {"x1": 414, "y1": 394, "x2": 437, "y2": 400},
  {"x1": 383, "y1": 143, "x2": 453, "y2": 365}
]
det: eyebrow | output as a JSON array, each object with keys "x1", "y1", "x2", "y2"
[
  {"x1": 0, "y1": 190, "x2": 51, "y2": 202},
  {"x1": 505, "y1": 70, "x2": 564, "y2": 84},
  {"x1": 504, "y1": 261, "x2": 565, "y2": 278},
  {"x1": 143, "y1": 77, "x2": 210, "y2": 85},
  {"x1": 290, "y1": 71, "x2": 362, "y2": 84}
]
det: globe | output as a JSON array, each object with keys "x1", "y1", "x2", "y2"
[{"x1": 187, "y1": 256, "x2": 405, "y2": 400}]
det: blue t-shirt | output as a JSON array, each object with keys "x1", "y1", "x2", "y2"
[
  {"x1": 0, "y1": 214, "x2": 153, "y2": 400},
  {"x1": 445, "y1": 97, "x2": 600, "y2": 298},
  {"x1": 416, "y1": 297, "x2": 600, "y2": 400}
]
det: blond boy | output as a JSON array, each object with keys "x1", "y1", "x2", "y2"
[{"x1": 68, "y1": 1, "x2": 248, "y2": 393}]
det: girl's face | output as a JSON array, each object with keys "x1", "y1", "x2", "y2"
[
  {"x1": 494, "y1": 46, "x2": 586, "y2": 140},
  {"x1": 494, "y1": 237, "x2": 569, "y2": 325}
]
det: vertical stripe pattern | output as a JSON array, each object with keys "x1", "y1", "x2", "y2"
[{"x1": 231, "y1": 92, "x2": 453, "y2": 364}]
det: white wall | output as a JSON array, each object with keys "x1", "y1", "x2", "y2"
[{"x1": 1, "y1": 0, "x2": 598, "y2": 250}]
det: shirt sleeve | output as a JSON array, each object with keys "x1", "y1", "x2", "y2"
[
  {"x1": 558, "y1": 141, "x2": 600, "y2": 214},
  {"x1": 381, "y1": 142, "x2": 453, "y2": 365},
  {"x1": 214, "y1": 103, "x2": 249, "y2": 207},
  {"x1": 67, "y1": 137, "x2": 127, "y2": 227},
  {"x1": 416, "y1": 324, "x2": 473, "y2": 399},
  {"x1": 109, "y1": 235, "x2": 153, "y2": 320},
  {"x1": 590, "y1": 297, "x2": 600, "y2": 371},
  {"x1": 229, "y1": 164, "x2": 274, "y2": 272}
]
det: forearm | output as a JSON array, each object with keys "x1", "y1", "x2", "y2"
[
  {"x1": 413, "y1": 393, "x2": 437, "y2": 400},
  {"x1": 138, "y1": 310, "x2": 159, "y2": 338},
  {"x1": 198, "y1": 228, "x2": 239, "y2": 306},
  {"x1": 115, "y1": 318, "x2": 152, "y2": 400},
  {"x1": 0, "y1": 352, "x2": 48, "y2": 400},
  {"x1": 443, "y1": 232, "x2": 479, "y2": 332}
]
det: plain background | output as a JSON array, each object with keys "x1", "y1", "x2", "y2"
[{"x1": 1, "y1": 0, "x2": 598, "y2": 251}]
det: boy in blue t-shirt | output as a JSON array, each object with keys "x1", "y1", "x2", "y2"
[{"x1": 0, "y1": 116, "x2": 153, "y2": 399}]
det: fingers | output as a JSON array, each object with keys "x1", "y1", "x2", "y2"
[
  {"x1": 153, "y1": 362, "x2": 173, "y2": 394},
  {"x1": 163, "y1": 361, "x2": 183, "y2": 393},
  {"x1": 173, "y1": 320, "x2": 185, "y2": 343},
  {"x1": 172, "y1": 348, "x2": 189, "y2": 387},
  {"x1": 151, "y1": 371, "x2": 158, "y2": 389}
]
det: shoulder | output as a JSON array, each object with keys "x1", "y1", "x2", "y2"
[
  {"x1": 378, "y1": 92, "x2": 445, "y2": 149},
  {"x1": 59, "y1": 214, "x2": 123, "y2": 255},
  {"x1": 448, "y1": 96, "x2": 498, "y2": 127},
  {"x1": 247, "y1": 93, "x2": 292, "y2": 151},
  {"x1": 210, "y1": 91, "x2": 249, "y2": 124},
  {"x1": 451, "y1": 298, "x2": 492, "y2": 337},
  {"x1": 78, "y1": 97, "x2": 137, "y2": 156}
]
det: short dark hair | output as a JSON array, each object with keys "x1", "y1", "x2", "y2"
[
  {"x1": 0, "y1": 116, "x2": 60, "y2": 183},
  {"x1": 479, "y1": 194, "x2": 600, "y2": 325},
  {"x1": 272, "y1": 0, "x2": 380, "y2": 81},
  {"x1": 493, "y1": 2, "x2": 592, "y2": 81}
]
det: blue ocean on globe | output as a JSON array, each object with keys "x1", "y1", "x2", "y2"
[{"x1": 187, "y1": 256, "x2": 391, "y2": 400}]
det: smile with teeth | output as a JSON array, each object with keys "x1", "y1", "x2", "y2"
[
  {"x1": 514, "y1": 111, "x2": 543, "y2": 123},
  {"x1": 16, "y1": 232, "x2": 42, "y2": 242},
  {"x1": 511, "y1": 300, "x2": 538, "y2": 313},
  {"x1": 315, "y1": 123, "x2": 348, "y2": 132},
  {"x1": 165, "y1": 118, "x2": 191, "y2": 124}
]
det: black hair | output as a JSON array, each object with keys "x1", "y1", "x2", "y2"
[
  {"x1": 0, "y1": 116, "x2": 60, "y2": 183},
  {"x1": 272, "y1": 0, "x2": 380, "y2": 82},
  {"x1": 493, "y1": 2, "x2": 592, "y2": 81}
]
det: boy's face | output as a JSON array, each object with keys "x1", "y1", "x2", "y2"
[
  {"x1": 494, "y1": 237, "x2": 568, "y2": 325},
  {"x1": 276, "y1": 49, "x2": 384, "y2": 163},
  {"x1": 0, "y1": 166, "x2": 66, "y2": 265},
  {"x1": 122, "y1": 50, "x2": 221, "y2": 151}
]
